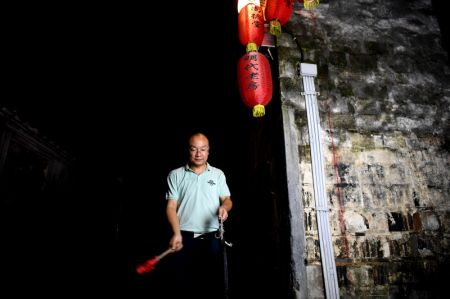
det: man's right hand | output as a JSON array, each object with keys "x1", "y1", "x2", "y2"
[{"x1": 169, "y1": 233, "x2": 183, "y2": 251}]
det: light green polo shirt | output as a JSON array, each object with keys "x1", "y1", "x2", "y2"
[{"x1": 166, "y1": 163, "x2": 231, "y2": 233}]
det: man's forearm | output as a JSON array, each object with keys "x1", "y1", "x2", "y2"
[
  {"x1": 221, "y1": 197, "x2": 233, "y2": 212},
  {"x1": 166, "y1": 205, "x2": 180, "y2": 234}
]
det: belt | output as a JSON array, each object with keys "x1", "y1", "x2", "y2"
[{"x1": 181, "y1": 230, "x2": 219, "y2": 240}]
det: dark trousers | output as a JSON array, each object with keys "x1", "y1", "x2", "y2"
[{"x1": 168, "y1": 231, "x2": 224, "y2": 299}]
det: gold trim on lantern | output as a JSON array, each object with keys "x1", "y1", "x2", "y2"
[{"x1": 253, "y1": 104, "x2": 265, "y2": 117}]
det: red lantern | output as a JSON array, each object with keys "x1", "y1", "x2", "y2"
[
  {"x1": 238, "y1": 4, "x2": 264, "y2": 52},
  {"x1": 237, "y1": 52, "x2": 273, "y2": 117},
  {"x1": 265, "y1": 0, "x2": 294, "y2": 36},
  {"x1": 237, "y1": 0, "x2": 260, "y2": 13},
  {"x1": 260, "y1": 0, "x2": 267, "y2": 20}
]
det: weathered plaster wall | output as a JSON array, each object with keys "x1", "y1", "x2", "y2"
[{"x1": 279, "y1": 0, "x2": 450, "y2": 298}]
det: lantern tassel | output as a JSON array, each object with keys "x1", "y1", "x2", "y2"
[
  {"x1": 246, "y1": 42, "x2": 258, "y2": 53},
  {"x1": 269, "y1": 20, "x2": 282, "y2": 36},
  {"x1": 303, "y1": 0, "x2": 319, "y2": 10},
  {"x1": 253, "y1": 104, "x2": 266, "y2": 117}
]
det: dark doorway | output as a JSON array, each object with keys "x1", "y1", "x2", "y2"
[{"x1": 108, "y1": 4, "x2": 293, "y2": 297}]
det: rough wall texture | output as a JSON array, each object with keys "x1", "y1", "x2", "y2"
[{"x1": 279, "y1": 0, "x2": 450, "y2": 298}]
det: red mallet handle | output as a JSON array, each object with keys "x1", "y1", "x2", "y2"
[{"x1": 136, "y1": 248, "x2": 173, "y2": 275}]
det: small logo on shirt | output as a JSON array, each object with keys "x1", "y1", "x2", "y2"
[{"x1": 207, "y1": 180, "x2": 216, "y2": 186}]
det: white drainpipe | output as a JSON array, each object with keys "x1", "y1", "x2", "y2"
[{"x1": 300, "y1": 63, "x2": 340, "y2": 299}]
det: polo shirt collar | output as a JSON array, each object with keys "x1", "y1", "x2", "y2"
[{"x1": 185, "y1": 162, "x2": 210, "y2": 173}]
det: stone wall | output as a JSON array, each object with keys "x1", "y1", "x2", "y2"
[{"x1": 279, "y1": 0, "x2": 450, "y2": 298}]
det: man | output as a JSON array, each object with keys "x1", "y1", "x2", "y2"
[{"x1": 165, "y1": 132, "x2": 232, "y2": 298}]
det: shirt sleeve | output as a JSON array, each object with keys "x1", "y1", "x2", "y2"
[
  {"x1": 165, "y1": 170, "x2": 178, "y2": 200},
  {"x1": 218, "y1": 170, "x2": 231, "y2": 197}
]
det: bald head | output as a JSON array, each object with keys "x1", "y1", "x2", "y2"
[{"x1": 189, "y1": 133, "x2": 209, "y2": 146}]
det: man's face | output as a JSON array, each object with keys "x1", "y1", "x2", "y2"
[{"x1": 189, "y1": 136, "x2": 209, "y2": 167}]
